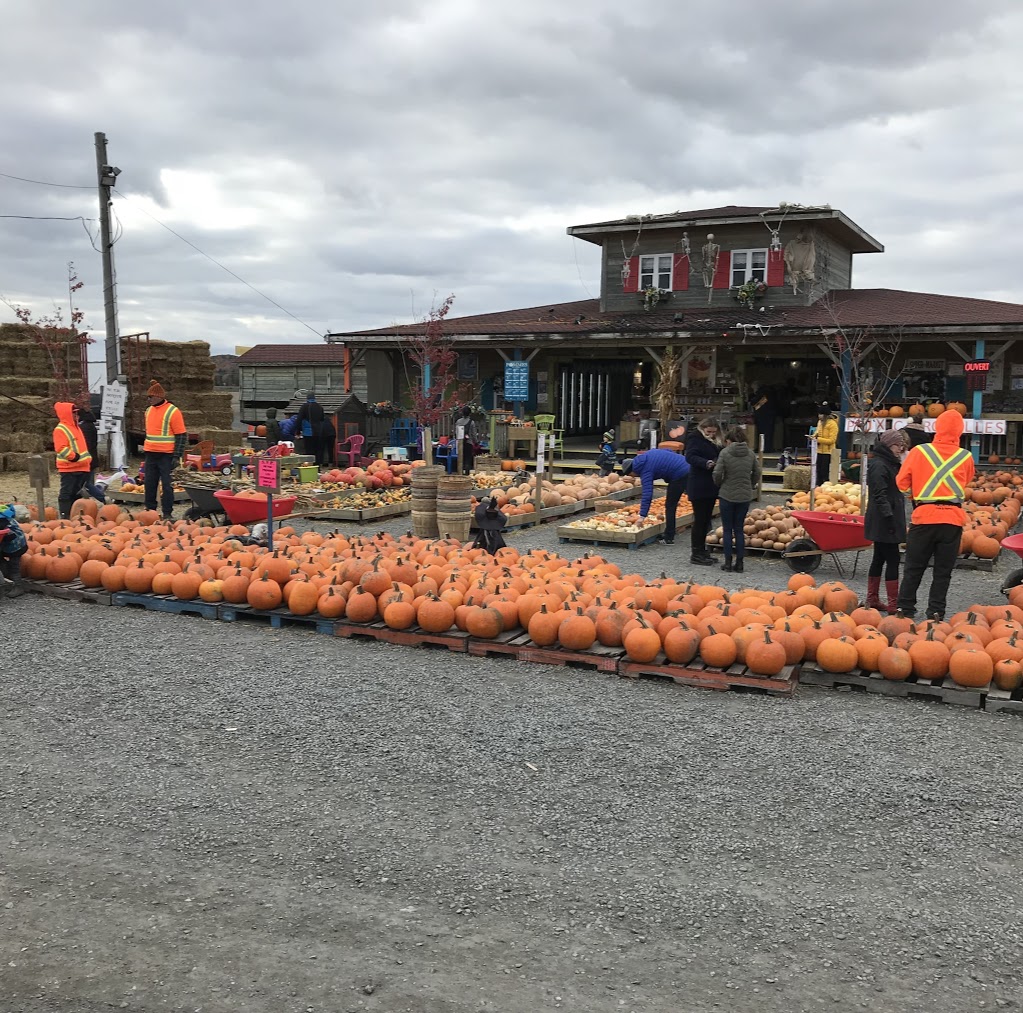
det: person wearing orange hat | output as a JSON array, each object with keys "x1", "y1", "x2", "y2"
[
  {"x1": 52, "y1": 401, "x2": 93, "y2": 519},
  {"x1": 895, "y1": 408, "x2": 975, "y2": 621},
  {"x1": 143, "y1": 380, "x2": 187, "y2": 519}
]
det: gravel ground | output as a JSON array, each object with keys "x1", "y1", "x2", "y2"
[{"x1": 3, "y1": 514, "x2": 1023, "y2": 1013}]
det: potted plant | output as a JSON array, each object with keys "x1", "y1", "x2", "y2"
[
  {"x1": 734, "y1": 280, "x2": 768, "y2": 309},
  {"x1": 641, "y1": 287, "x2": 670, "y2": 311}
]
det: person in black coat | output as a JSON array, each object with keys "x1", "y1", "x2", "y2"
[
  {"x1": 471, "y1": 497, "x2": 507, "y2": 555},
  {"x1": 319, "y1": 416, "x2": 336, "y2": 467},
  {"x1": 75, "y1": 395, "x2": 106, "y2": 503},
  {"x1": 296, "y1": 393, "x2": 325, "y2": 462},
  {"x1": 863, "y1": 428, "x2": 909, "y2": 613},
  {"x1": 683, "y1": 416, "x2": 723, "y2": 565}
]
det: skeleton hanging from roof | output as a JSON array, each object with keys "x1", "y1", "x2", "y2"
[
  {"x1": 784, "y1": 228, "x2": 817, "y2": 294},
  {"x1": 701, "y1": 233, "x2": 720, "y2": 305}
]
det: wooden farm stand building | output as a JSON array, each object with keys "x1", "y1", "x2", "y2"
[{"x1": 326, "y1": 205, "x2": 1023, "y2": 462}]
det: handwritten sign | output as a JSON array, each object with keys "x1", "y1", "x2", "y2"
[
  {"x1": 101, "y1": 381, "x2": 128, "y2": 418},
  {"x1": 255, "y1": 457, "x2": 280, "y2": 493}
]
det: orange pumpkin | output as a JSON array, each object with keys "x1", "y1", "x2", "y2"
[
  {"x1": 816, "y1": 636, "x2": 859, "y2": 674},
  {"x1": 878, "y1": 646, "x2": 912, "y2": 681},
  {"x1": 559, "y1": 609, "x2": 596, "y2": 651},
  {"x1": 948, "y1": 648, "x2": 992, "y2": 687},
  {"x1": 745, "y1": 632, "x2": 786, "y2": 676},
  {"x1": 624, "y1": 624, "x2": 661, "y2": 663}
]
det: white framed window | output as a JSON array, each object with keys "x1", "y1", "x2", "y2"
[
  {"x1": 639, "y1": 254, "x2": 673, "y2": 290},
  {"x1": 731, "y1": 249, "x2": 768, "y2": 287}
]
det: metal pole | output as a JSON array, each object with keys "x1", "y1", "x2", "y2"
[
  {"x1": 971, "y1": 339, "x2": 985, "y2": 463},
  {"x1": 94, "y1": 132, "x2": 120, "y2": 384}
]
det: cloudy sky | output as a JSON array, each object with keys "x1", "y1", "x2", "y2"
[{"x1": 1, "y1": 0, "x2": 1021, "y2": 367}]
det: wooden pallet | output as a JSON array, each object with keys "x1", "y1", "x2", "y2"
[
  {"x1": 317, "y1": 502, "x2": 411, "y2": 523},
  {"x1": 557, "y1": 523, "x2": 666, "y2": 550},
  {"x1": 800, "y1": 664, "x2": 984, "y2": 708},
  {"x1": 983, "y1": 685, "x2": 1023, "y2": 716},
  {"x1": 517, "y1": 641, "x2": 623, "y2": 672},
  {"x1": 619, "y1": 654, "x2": 798, "y2": 696},
  {"x1": 954, "y1": 556, "x2": 996, "y2": 572},
  {"x1": 19, "y1": 578, "x2": 111, "y2": 606},
  {"x1": 110, "y1": 591, "x2": 220, "y2": 620},
  {"x1": 334, "y1": 620, "x2": 469, "y2": 652},
  {"x1": 466, "y1": 629, "x2": 533, "y2": 659},
  {"x1": 218, "y1": 603, "x2": 338, "y2": 634},
  {"x1": 483, "y1": 501, "x2": 586, "y2": 531}
]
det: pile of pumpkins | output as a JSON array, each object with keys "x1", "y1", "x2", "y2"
[
  {"x1": 471, "y1": 472, "x2": 640, "y2": 517},
  {"x1": 706, "y1": 504, "x2": 807, "y2": 552},
  {"x1": 16, "y1": 512, "x2": 1021, "y2": 691},
  {"x1": 564, "y1": 495, "x2": 694, "y2": 533},
  {"x1": 789, "y1": 481, "x2": 862, "y2": 514},
  {"x1": 317, "y1": 459, "x2": 422, "y2": 490}
]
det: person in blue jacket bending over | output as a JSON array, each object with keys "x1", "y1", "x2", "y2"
[{"x1": 622, "y1": 448, "x2": 691, "y2": 545}]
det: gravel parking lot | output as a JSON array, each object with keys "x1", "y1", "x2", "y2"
[{"x1": 3, "y1": 518, "x2": 1023, "y2": 1012}]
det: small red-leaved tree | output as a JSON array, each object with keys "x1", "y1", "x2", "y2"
[
  {"x1": 401, "y1": 295, "x2": 473, "y2": 461},
  {"x1": 2, "y1": 262, "x2": 93, "y2": 403}
]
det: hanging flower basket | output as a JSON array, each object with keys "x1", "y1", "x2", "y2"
[
  {"x1": 641, "y1": 287, "x2": 670, "y2": 311},
  {"x1": 733, "y1": 280, "x2": 768, "y2": 309}
]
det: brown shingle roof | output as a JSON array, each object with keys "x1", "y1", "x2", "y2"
[
  {"x1": 237, "y1": 344, "x2": 343, "y2": 364},
  {"x1": 328, "y1": 289, "x2": 1023, "y2": 343}
]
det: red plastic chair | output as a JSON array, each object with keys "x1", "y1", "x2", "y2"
[{"x1": 336, "y1": 432, "x2": 365, "y2": 468}]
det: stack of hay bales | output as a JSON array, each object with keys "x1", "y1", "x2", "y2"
[
  {"x1": 0, "y1": 323, "x2": 86, "y2": 472},
  {"x1": 122, "y1": 338, "x2": 240, "y2": 449}
]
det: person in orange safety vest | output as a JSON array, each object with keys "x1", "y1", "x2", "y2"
[
  {"x1": 143, "y1": 380, "x2": 187, "y2": 519},
  {"x1": 53, "y1": 401, "x2": 93, "y2": 519},
  {"x1": 895, "y1": 408, "x2": 975, "y2": 621}
]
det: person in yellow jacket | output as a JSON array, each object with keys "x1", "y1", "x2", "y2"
[
  {"x1": 143, "y1": 380, "x2": 187, "y2": 519},
  {"x1": 811, "y1": 401, "x2": 839, "y2": 488},
  {"x1": 52, "y1": 401, "x2": 93, "y2": 519}
]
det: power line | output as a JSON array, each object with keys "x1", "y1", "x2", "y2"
[
  {"x1": 112, "y1": 187, "x2": 324, "y2": 338},
  {"x1": 0, "y1": 213, "x2": 97, "y2": 221},
  {"x1": 0, "y1": 169, "x2": 93, "y2": 189}
]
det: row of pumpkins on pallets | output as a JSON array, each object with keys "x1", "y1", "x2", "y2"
[
  {"x1": 706, "y1": 505, "x2": 807, "y2": 553},
  {"x1": 565, "y1": 495, "x2": 694, "y2": 533},
  {"x1": 17, "y1": 513, "x2": 1023, "y2": 690},
  {"x1": 469, "y1": 471, "x2": 640, "y2": 517}
]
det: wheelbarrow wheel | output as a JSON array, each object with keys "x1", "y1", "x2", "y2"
[
  {"x1": 785, "y1": 537, "x2": 822, "y2": 573},
  {"x1": 1001, "y1": 566, "x2": 1023, "y2": 596}
]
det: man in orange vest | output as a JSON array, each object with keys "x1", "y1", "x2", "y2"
[
  {"x1": 895, "y1": 408, "x2": 975, "y2": 621},
  {"x1": 143, "y1": 380, "x2": 187, "y2": 519},
  {"x1": 52, "y1": 401, "x2": 93, "y2": 519}
]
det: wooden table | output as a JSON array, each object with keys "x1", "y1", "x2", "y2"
[{"x1": 506, "y1": 428, "x2": 538, "y2": 457}]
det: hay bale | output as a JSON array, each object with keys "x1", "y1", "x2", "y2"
[
  {"x1": 784, "y1": 465, "x2": 811, "y2": 491},
  {"x1": 3, "y1": 451, "x2": 56, "y2": 472},
  {"x1": 201, "y1": 428, "x2": 243, "y2": 447}
]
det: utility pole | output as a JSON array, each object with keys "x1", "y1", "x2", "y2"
[
  {"x1": 94, "y1": 132, "x2": 121, "y2": 383},
  {"x1": 94, "y1": 132, "x2": 127, "y2": 469}
]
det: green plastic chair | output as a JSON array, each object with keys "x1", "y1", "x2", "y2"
[{"x1": 533, "y1": 414, "x2": 565, "y2": 457}]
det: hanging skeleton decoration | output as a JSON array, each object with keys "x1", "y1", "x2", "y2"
[
  {"x1": 784, "y1": 228, "x2": 817, "y2": 294},
  {"x1": 701, "y1": 233, "x2": 720, "y2": 305}
]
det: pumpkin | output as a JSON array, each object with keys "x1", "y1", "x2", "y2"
[
  {"x1": 198, "y1": 579, "x2": 224, "y2": 603},
  {"x1": 383, "y1": 600, "x2": 417, "y2": 630},
  {"x1": 927, "y1": 402, "x2": 945, "y2": 418},
  {"x1": 288, "y1": 580, "x2": 321, "y2": 616},
  {"x1": 746, "y1": 632, "x2": 787, "y2": 676},
  {"x1": 417, "y1": 595, "x2": 455, "y2": 633},
  {"x1": 663, "y1": 627, "x2": 700, "y2": 665},
  {"x1": 559, "y1": 609, "x2": 596, "y2": 651},
  {"x1": 170, "y1": 571, "x2": 203, "y2": 600},
  {"x1": 79, "y1": 558, "x2": 108, "y2": 587},
  {"x1": 317, "y1": 586, "x2": 347, "y2": 619},
  {"x1": 700, "y1": 629, "x2": 737, "y2": 668},
  {"x1": 993, "y1": 659, "x2": 1022, "y2": 692},
  {"x1": 528, "y1": 604, "x2": 562, "y2": 647},
  {"x1": 246, "y1": 577, "x2": 283, "y2": 611},
  {"x1": 100, "y1": 564, "x2": 128, "y2": 592},
  {"x1": 466, "y1": 605, "x2": 504, "y2": 639},
  {"x1": 255, "y1": 424, "x2": 267, "y2": 436},
  {"x1": 816, "y1": 636, "x2": 859, "y2": 673},
  {"x1": 623, "y1": 623, "x2": 661, "y2": 664},
  {"x1": 907, "y1": 634, "x2": 950, "y2": 681},
  {"x1": 344, "y1": 586, "x2": 378, "y2": 623},
  {"x1": 878, "y1": 646, "x2": 912, "y2": 681},
  {"x1": 948, "y1": 648, "x2": 993, "y2": 687},
  {"x1": 123, "y1": 561, "x2": 155, "y2": 593}
]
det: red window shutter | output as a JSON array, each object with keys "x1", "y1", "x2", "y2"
[
  {"x1": 767, "y1": 249, "x2": 784, "y2": 288},
  {"x1": 713, "y1": 250, "x2": 731, "y2": 289},
  {"x1": 671, "y1": 253, "x2": 689, "y2": 291},
  {"x1": 622, "y1": 256, "x2": 640, "y2": 293}
]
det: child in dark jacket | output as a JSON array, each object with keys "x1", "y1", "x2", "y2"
[{"x1": 0, "y1": 504, "x2": 28, "y2": 598}]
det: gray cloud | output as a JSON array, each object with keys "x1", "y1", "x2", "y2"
[{"x1": 1, "y1": 0, "x2": 1021, "y2": 361}]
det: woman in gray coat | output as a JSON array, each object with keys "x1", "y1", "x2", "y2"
[{"x1": 712, "y1": 427, "x2": 761, "y2": 573}]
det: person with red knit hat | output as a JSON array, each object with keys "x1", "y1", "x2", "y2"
[
  {"x1": 895, "y1": 408, "x2": 974, "y2": 621},
  {"x1": 143, "y1": 380, "x2": 187, "y2": 519}
]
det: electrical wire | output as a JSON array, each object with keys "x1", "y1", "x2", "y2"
[
  {"x1": 0, "y1": 214, "x2": 97, "y2": 221},
  {"x1": 0, "y1": 170, "x2": 93, "y2": 189},
  {"x1": 112, "y1": 187, "x2": 324, "y2": 339}
]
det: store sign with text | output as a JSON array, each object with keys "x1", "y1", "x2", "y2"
[{"x1": 846, "y1": 417, "x2": 1008, "y2": 435}]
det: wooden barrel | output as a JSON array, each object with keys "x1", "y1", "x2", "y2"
[
  {"x1": 436, "y1": 475, "x2": 473, "y2": 543},
  {"x1": 411, "y1": 466, "x2": 444, "y2": 538}
]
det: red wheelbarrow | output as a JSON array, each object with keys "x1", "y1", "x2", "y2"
[
  {"x1": 999, "y1": 532, "x2": 1023, "y2": 594},
  {"x1": 784, "y1": 510, "x2": 872, "y2": 577}
]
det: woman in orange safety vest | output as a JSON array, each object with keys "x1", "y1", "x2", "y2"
[{"x1": 53, "y1": 401, "x2": 93, "y2": 519}]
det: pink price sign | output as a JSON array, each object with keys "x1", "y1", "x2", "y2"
[{"x1": 256, "y1": 457, "x2": 280, "y2": 493}]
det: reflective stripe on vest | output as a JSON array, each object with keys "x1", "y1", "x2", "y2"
[
  {"x1": 56, "y1": 423, "x2": 91, "y2": 464},
  {"x1": 145, "y1": 403, "x2": 180, "y2": 446},
  {"x1": 916, "y1": 444, "x2": 971, "y2": 501}
]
